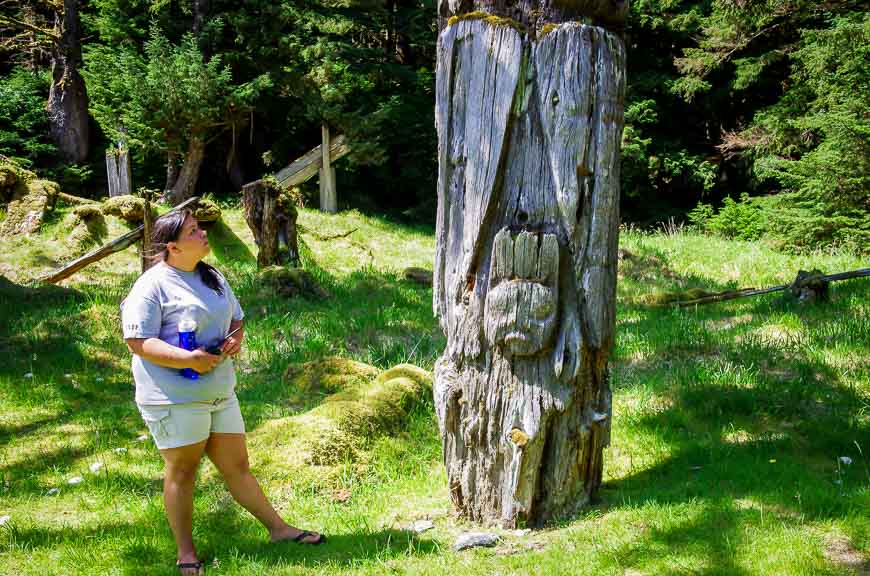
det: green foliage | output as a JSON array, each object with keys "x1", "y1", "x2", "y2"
[
  {"x1": 0, "y1": 68, "x2": 58, "y2": 168},
  {"x1": 83, "y1": 27, "x2": 267, "y2": 158},
  {"x1": 691, "y1": 193, "x2": 766, "y2": 241},
  {"x1": 749, "y1": 14, "x2": 870, "y2": 252}
]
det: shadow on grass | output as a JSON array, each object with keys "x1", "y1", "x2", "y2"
[
  {"x1": 4, "y1": 516, "x2": 439, "y2": 575},
  {"x1": 205, "y1": 219, "x2": 256, "y2": 268},
  {"x1": 598, "y1": 250, "x2": 869, "y2": 574}
]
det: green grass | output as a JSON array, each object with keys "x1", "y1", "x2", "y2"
[{"x1": 0, "y1": 208, "x2": 867, "y2": 575}]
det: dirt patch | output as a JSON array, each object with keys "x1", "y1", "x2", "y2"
[{"x1": 824, "y1": 535, "x2": 867, "y2": 574}]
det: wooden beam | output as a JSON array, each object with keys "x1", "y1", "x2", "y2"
[
  {"x1": 38, "y1": 196, "x2": 200, "y2": 284},
  {"x1": 273, "y1": 134, "x2": 349, "y2": 189}
]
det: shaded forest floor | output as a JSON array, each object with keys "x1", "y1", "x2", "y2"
[{"x1": 0, "y1": 204, "x2": 867, "y2": 575}]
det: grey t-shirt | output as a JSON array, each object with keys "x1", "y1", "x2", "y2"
[{"x1": 121, "y1": 262, "x2": 244, "y2": 405}]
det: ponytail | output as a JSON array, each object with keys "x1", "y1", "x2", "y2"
[{"x1": 195, "y1": 261, "x2": 224, "y2": 295}]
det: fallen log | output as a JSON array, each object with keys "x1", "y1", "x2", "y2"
[
  {"x1": 38, "y1": 196, "x2": 200, "y2": 284},
  {"x1": 56, "y1": 191, "x2": 95, "y2": 206},
  {"x1": 667, "y1": 268, "x2": 870, "y2": 307}
]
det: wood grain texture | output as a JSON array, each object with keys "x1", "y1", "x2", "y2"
[{"x1": 434, "y1": 16, "x2": 624, "y2": 527}]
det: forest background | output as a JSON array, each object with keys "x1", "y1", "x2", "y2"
[{"x1": 0, "y1": 0, "x2": 867, "y2": 253}]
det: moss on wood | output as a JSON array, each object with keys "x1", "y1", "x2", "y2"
[
  {"x1": 0, "y1": 179, "x2": 59, "y2": 236},
  {"x1": 447, "y1": 11, "x2": 525, "y2": 34},
  {"x1": 192, "y1": 197, "x2": 221, "y2": 223},
  {"x1": 66, "y1": 204, "x2": 107, "y2": 254},
  {"x1": 102, "y1": 194, "x2": 145, "y2": 223}
]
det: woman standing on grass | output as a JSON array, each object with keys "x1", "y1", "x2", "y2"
[{"x1": 121, "y1": 210, "x2": 324, "y2": 575}]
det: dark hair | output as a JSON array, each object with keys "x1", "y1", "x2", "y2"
[{"x1": 147, "y1": 209, "x2": 224, "y2": 295}]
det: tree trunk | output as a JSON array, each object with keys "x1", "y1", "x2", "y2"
[
  {"x1": 165, "y1": 151, "x2": 180, "y2": 193},
  {"x1": 433, "y1": 4, "x2": 626, "y2": 527},
  {"x1": 168, "y1": 137, "x2": 205, "y2": 206},
  {"x1": 47, "y1": 0, "x2": 89, "y2": 163}
]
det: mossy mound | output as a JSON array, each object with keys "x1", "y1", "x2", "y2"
[
  {"x1": 256, "y1": 265, "x2": 328, "y2": 299},
  {"x1": 192, "y1": 197, "x2": 221, "y2": 223},
  {"x1": 284, "y1": 356, "x2": 381, "y2": 394},
  {"x1": 102, "y1": 194, "x2": 145, "y2": 223},
  {"x1": 249, "y1": 361, "x2": 433, "y2": 486},
  {"x1": 0, "y1": 179, "x2": 59, "y2": 236},
  {"x1": 65, "y1": 204, "x2": 107, "y2": 254}
]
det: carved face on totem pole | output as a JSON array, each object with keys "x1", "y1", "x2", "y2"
[{"x1": 484, "y1": 229, "x2": 560, "y2": 356}]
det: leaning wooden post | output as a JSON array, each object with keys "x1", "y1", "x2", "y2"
[
  {"x1": 140, "y1": 187, "x2": 153, "y2": 273},
  {"x1": 433, "y1": 3, "x2": 627, "y2": 527},
  {"x1": 319, "y1": 123, "x2": 337, "y2": 213}
]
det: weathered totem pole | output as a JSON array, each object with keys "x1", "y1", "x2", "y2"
[{"x1": 433, "y1": 1, "x2": 627, "y2": 527}]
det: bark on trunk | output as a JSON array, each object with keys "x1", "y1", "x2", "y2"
[
  {"x1": 433, "y1": 4, "x2": 626, "y2": 527},
  {"x1": 47, "y1": 0, "x2": 89, "y2": 163},
  {"x1": 165, "y1": 151, "x2": 180, "y2": 193},
  {"x1": 167, "y1": 137, "x2": 205, "y2": 206},
  {"x1": 241, "y1": 179, "x2": 299, "y2": 268}
]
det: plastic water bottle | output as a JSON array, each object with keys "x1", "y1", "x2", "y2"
[{"x1": 178, "y1": 316, "x2": 199, "y2": 380}]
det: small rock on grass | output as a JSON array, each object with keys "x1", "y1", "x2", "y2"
[
  {"x1": 89, "y1": 462, "x2": 104, "y2": 473},
  {"x1": 113, "y1": 447, "x2": 127, "y2": 454},
  {"x1": 453, "y1": 532, "x2": 500, "y2": 551},
  {"x1": 136, "y1": 434, "x2": 149, "y2": 442},
  {"x1": 67, "y1": 476, "x2": 84, "y2": 485},
  {"x1": 46, "y1": 488, "x2": 60, "y2": 496},
  {"x1": 0, "y1": 515, "x2": 10, "y2": 526},
  {"x1": 409, "y1": 520, "x2": 434, "y2": 534}
]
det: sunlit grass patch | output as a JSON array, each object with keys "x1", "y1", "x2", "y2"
[{"x1": 0, "y1": 208, "x2": 867, "y2": 575}]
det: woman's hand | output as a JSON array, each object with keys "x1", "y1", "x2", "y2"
[
  {"x1": 221, "y1": 329, "x2": 243, "y2": 357},
  {"x1": 188, "y1": 348, "x2": 223, "y2": 373}
]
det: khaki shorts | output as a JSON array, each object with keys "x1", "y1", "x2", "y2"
[{"x1": 138, "y1": 396, "x2": 246, "y2": 450}]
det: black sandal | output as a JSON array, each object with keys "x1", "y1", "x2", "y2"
[
  {"x1": 292, "y1": 530, "x2": 326, "y2": 545},
  {"x1": 176, "y1": 561, "x2": 204, "y2": 574}
]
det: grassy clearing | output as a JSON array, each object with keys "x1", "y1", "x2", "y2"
[{"x1": 0, "y1": 207, "x2": 867, "y2": 575}]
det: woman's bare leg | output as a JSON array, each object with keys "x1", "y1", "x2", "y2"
[
  {"x1": 205, "y1": 433, "x2": 321, "y2": 543},
  {"x1": 160, "y1": 440, "x2": 208, "y2": 575}
]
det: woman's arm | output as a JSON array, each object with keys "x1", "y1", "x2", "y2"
[{"x1": 126, "y1": 338, "x2": 222, "y2": 373}]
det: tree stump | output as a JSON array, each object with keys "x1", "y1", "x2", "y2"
[
  {"x1": 241, "y1": 179, "x2": 299, "y2": 268},
  {"x1": 433, "y1": 4, "x2": 626, "y2": 527}
]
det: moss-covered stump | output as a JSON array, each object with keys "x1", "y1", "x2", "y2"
[
  {"x1": 102, "y1": 194, "x2": 145, "y2": 223},
  {"x1": 256, "y1": 265, "x2": 328, "y2": 299},
  {"x1": 192, "y1": 197, "x2": 221, "y2": 223},
  {"x1": 0, "y1": 158, "x2": 37, "y2": 204},
  {"x1": 250, "y1": 361, "x2": 433, "y2": 487},
  {"x1": 65, "y1": 204, "x2": 107, "y2": 254},
  {"x1": 0, "y1": 179, "x2": 59, "y2": 236}
]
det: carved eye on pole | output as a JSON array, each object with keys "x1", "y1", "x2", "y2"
[{"x1": 484, "y1": 228, "x2": 560, "y2": 356}]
